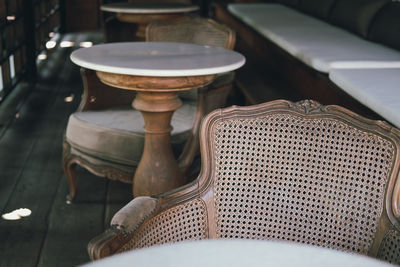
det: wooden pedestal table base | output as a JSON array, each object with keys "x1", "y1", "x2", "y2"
[
  {"x1": 70, "y1": 42, "x2": 245, "y2": 197},
  {"x1": 97, "y1": 71, "x2": 215, "y2": 197},
  {"x1": 132, "y1": 92, "x2": 182, "y2": 196}
]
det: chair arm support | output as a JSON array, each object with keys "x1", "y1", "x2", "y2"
[
  {"x1": 87, "y1": 227, "x2": 125, "y2": 260},
  {"x1": 87, "y1": 197, "x2": 158, "y2": 260},
  {"x1": 178, "y1": 73, "x2": 234, "y2": 176}
]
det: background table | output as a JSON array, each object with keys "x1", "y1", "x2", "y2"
[
  {"x1": 101, "y1": 3, "x2": 199, "y2": 41},
  {"x1": 70, "y1": 42, "x2": 245, "y2": 197},
  {"x1": 83, "y1": 239, "x2": 393, "y2": 267}
]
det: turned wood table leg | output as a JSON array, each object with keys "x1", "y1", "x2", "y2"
[{"x1": 132, "y1": 91, "x2": 184, "y2": 197}]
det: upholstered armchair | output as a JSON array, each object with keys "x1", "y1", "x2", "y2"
[
  {"x1": 88, "y1": 100, "x2": 400, "y2": 265},
  {"x1": 63, "y1": 17, "x2": 236, "y2": 203}
]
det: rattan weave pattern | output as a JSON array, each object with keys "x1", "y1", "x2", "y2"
[
  {"x1": 147, "y1": 17, "x2": 232, "y2": 49},
  {"x1": 212, "y1": 113, "x2": 394, "y2": 254},
  {"x1": 378, "y1": 229, "x2": 400, "y2": 264},
  {"x1": 118, "y1": 198, "x2": 208, "y2": 252}
]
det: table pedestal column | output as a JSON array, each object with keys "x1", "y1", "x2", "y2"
[
  {"x1": 132, "y1": 91, "x2": 184, "y2": 197},
  {"x1": 96, "y1": 71, "x2": 216, "y2": 197}
]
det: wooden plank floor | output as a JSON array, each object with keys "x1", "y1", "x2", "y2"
[{"x1": 0, "y1": 32, "x2": 132, "y2": 267}]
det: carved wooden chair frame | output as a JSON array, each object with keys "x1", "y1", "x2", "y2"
[
  {"x1": 88, "y1": 100, "x2": 400, "y2": 264},
  {"x1": 63, "y1": 17, "x2": 236, "y2": 202}
]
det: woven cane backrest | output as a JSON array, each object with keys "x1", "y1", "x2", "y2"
[
  {"x1": 146, "y1": 17, "x2": 235, "y2": 49},
  {"x1": 378, "y1": 229, "x2": 400, "y2": 263},
  {"x1": 117, "y1": 198, "x2": 208, "y2": 252},
  {"x1": 147, "y1": 17, "x2": 234, "y2": 102},
  {"x1": 198, "y1": 100, "x2": 400, "y2": 258}
]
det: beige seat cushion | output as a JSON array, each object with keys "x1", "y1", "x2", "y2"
[{"x1": 66, "y1": 102, "x2": 196, "y2": 166}]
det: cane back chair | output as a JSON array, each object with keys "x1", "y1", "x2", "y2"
[
  {"x1": 88, "y1": 100, "x2": 400, "y2": 265},
  {"x1": 63, "y1": 17, "x2": 236, "y2": 202}
]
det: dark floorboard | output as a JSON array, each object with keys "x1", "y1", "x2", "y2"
[{"x1": 0, "y1": 32, "x2": 132, "y2": 267}]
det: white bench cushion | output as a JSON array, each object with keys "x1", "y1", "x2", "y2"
[
  {"x1": 228, "y1": 3, "x2": 400, "y2": 73},
  {"x1": 66, "y1": 102, "x2": 195, "y2": 166},
  {"x1": 329, "y1": 68, "x2": 400, "y2": 128}
]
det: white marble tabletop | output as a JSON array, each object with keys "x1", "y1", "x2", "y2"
[
  {"x1": 100, "y1": 3, "x2": 199, "y2": 14},
  {"x1": 70, "y1": 42, "x2": 246, "y2": 77},
  {"x1": 82, "y1": 239, "x2": 394, "y2": 267}
]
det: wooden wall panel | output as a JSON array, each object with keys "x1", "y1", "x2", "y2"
[
  {"x1": 65, "y1": 0, "x2": 103, "y2": 32},
  {"x1": 0, "y1": 0, "x2": 6, "y2": 22},
  {"x1": 0, "y1": 0, "x2": 60, "y2": 101}
]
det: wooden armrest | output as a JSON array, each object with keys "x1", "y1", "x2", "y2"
[
  {"x1": 88, "y1": 197, "x2": 158, "y2": 260},
  {"x1": 78, "y1": 68, "x2": 137, "y2": 112}
]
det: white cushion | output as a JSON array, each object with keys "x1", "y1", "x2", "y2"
[
  {"x1": 228, "y1": 3, "x2": 400, "y2": 73},
  {"x1": 329, "y1": 68, "x2": 400, "y2": 128},
  {"x1": 66, "y1": 102, "x2": 196, "y2": 166}
]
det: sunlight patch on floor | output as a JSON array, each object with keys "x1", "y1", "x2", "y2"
[{"x1": 2, "y1": 208, "x2": 32, "y2": 221}]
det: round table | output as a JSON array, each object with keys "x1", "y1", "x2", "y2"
[
  {"x1": 70, "y1": 42, "x2": 245, "y2": 197},
  {"x1": 101, "y1": 3, "x2": 199, "y2": 40},
  {"x1": 82, "y1": 239, "x2": 393, "y2": 267}
]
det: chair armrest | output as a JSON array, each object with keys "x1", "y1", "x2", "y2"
[
  {"x1": 88, "y1": 197, "x2": 158, "y2": 260},
  {"x1": 111, "y1": 197, "x2": 158, "y2": 234},
  {"x1": 78, "y1": 68, "x2": 137, "y2": 112}
]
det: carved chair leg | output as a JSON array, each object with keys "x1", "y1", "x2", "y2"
[
  {"x1": 64, "y1": 159, "x2": 78, "y2": 204},
  {"x1": 63, "y1": 139, "x2": 79, "y2": 204}
]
